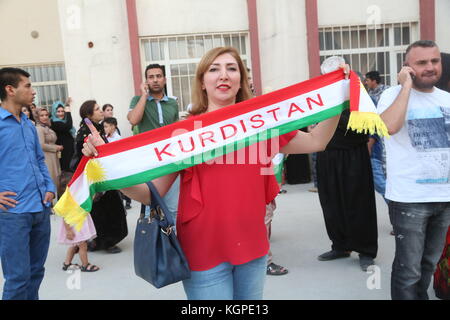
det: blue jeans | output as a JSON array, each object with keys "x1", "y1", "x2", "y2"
[
  {"x1": 389, "y1": 201, "x2": 450, "y2": 300},
  {"x1": 163, "y1": 176, "x2": 180, "y2": 221},
  {"x1": 0, "y1": 208, "x2": 51, "y2": 300},
  {"x1": 371, "y1": 158, "x2": 387, "y2": 203},
  {"x1": 182, "y1": 255, "x2": 268, "y2": 300},
  {"x1": 144, "y1": 176, "x2": 179, "y2": 225}
]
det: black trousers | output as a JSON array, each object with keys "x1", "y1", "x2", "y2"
[
  {"x1": 285, "y1": 154, "x2": 311, "y2": 184},
  {"x1": 316, "y1": 144, "x2": 378, "y2": 258}
]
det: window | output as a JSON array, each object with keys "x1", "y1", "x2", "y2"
[
  {"x1": 319, "y1": 22, "x2": 419, "y2": 85},
  {"x1": 141, "y1": 32, "x2": 251, "y2": 111},
  {"x1": 0, "y1": 63, "x2": 68, "y2": 108}
]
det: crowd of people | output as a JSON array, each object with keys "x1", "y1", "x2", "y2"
[{"x1": 0, "y1": 39, "x2": 449, "y2": 301}]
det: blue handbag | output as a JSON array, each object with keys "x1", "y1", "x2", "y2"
[{"x1": 133, "y1": 181, "x2": 190, "y2": 288}]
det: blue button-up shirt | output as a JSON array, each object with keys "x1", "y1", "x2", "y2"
[{"x1": 0, "y1": 107, "x2": 55, "y2": 214}]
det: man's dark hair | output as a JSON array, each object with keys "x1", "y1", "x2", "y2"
[
  {"x1": 145, "y1": 64, "x2": 165, "y2": 78},
  {"x1": 0, "y1": 67, "x2": 30, "y2": 100},
  {"x1": 405, "y1": 40, "x2": 438, "y2": 56},
  {"x1": 144, "y1": 63, "x2": 166, "y2": 78},
  {"x1": 365, "y1": 71, "x2": 381, "y2": 84},
  {"x1": 103, "y1": 117, "x2": 118, "y2": 127}
]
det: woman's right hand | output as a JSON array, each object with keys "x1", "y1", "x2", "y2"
[
  {"x1": 140, "y1": 82, "x2": 149, "y2": 97},
  {"x1": 82, "y1": 119, "x2": 105, "y2": 157}
]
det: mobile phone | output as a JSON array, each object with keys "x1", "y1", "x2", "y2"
[{"x1": 403, "y1": 62, "x2": 416, "y2": 80}]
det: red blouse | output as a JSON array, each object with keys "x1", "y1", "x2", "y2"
[{"x1": 176, "y1": 131, "x2": 297, "y2": 271}]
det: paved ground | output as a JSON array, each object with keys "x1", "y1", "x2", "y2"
[{"x1": 0, "y1": 182, "x2": 439, "y2": 300}]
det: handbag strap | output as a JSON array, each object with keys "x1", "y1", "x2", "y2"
[{"x1": 145, "y1": 181, "x2": 175, "y2": 228}]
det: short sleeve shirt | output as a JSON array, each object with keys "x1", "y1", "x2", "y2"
[
  {"x1": 377, "y1": 85, "x2": 450, "y2": 202},
  {"x1": 129, "y1": 95, "x2": 179, "y2": 133}
]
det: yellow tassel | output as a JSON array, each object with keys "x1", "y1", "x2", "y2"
[
  {"x1": 54, "y1": 188, "x2": 88, "y2": 232},
  {"x1": 85, "y1": 159, "x2": 107, "y2": 184},
  {"x1": 347, "y1": 111, "x2": 390, "y2": 137}
]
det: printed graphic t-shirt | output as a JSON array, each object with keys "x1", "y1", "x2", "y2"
[{"x1": 377, "y1": 85, "x2": 450, "y2": 202}]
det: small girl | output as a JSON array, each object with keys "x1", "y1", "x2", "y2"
[
  {"x1": 57, "y1": 174, "x2": 99, "y2": 272},
  {"x1": 58, "y1": 216, "x2": 99, "y2": 272}
]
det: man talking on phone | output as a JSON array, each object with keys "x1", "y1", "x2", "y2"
[
  {"x1": 127, "y1": 64, "x2": 180, "y2": 222},
  {"x1": 378, "y1": 40, "x2": 450, "y2": 300},
  {"x1": 128, "y1": 64, "x2": 179, "y2": 133}
]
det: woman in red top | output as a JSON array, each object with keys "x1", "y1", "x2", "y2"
[{"x1": 83, "y1": 47, "x2": 345, "y2": 300}]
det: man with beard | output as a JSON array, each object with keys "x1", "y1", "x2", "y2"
[
  {"x1": 128, "y1": 64, "x2": 179, "y2": 133},
  {"x1": 378, "y1": 40, "x2": 450, "y2": 300}
]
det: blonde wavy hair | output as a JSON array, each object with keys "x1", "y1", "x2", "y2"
[{"x1": 190, "y1": 47, "x2": 253, "y2": 115}]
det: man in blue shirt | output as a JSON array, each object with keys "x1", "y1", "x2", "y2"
[{"x1": 0, "y1": 67, "x2": 55, "y2": 300}]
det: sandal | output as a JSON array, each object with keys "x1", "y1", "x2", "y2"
[
  {"x1": 266, "y1": 262, "x2": 288, "y2": 276},
  {"x1": 81, "y1": 263, "x2": 100, "y2": 272},
  {"x1": 62, "y1": 262, "x2": 80, "y2": 271}
]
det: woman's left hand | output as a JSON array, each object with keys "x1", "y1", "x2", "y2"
[
  {"x1": 82, "y1": 119, "x2": 105, "y2": 157},
  {"x1": 340, "y1": 64, "x2": 350, "y2": 80}
]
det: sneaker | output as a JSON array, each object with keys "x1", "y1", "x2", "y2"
[
  {"x1": 359, "y1": 254, "x2": 375, "y2": 271},
  {"x1": 125, "y1": 204, "x2": 132, "y2": 210},
  {"x1": 317, "y1": 250, "x2": 351, "y2": 261}
]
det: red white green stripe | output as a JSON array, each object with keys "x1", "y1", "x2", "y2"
[{"x1": 55, "y1": 70, "x2": 388, "y2": 230}]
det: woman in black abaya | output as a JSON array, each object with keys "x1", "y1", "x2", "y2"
[{"x1": 72, "y1": 100, "x2": 128, "y2": 254}]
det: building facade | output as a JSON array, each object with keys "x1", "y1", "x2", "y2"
[{"x1": 1, "y1": 0, "x2": 448, "y2": 137}]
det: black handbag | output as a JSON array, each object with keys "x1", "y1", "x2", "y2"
[{"x1": 133, "y1": 181, "x2": 190, "y2": 288}]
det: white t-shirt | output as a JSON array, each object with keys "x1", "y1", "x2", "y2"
[{"x1": 377, "y1": 85, "x2": 450, "y2": 202}]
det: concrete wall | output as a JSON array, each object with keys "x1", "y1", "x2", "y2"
[
  {"x1": 317, "y1": 0, "x2": 419, "y2": 26},
  {"x1": 136, "y1": 0, "x2": 248, "y2": 36},
  {"x1": 57, "y1": 0, "x2": 135, "y2": 137},
  {"x1": 257, "y1": 0, "x2": 309, "y2": 92},
  {"x1": 436, "y1": 0, "x2": 450, "y2": 53},
  {"x1": 0, "y1": 0, "x2": 64, "y2": 65}
]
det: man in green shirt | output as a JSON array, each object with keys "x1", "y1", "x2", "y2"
[
  {"x1": 128, "y1": 64, "x2": 179, "y2": 133},
  {"x1": 128, "y1": 64, "x2": 180, "y2": 222}
]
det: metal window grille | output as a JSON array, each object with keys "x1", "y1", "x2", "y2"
[
  {"x1": 319, "y1": 22, "x2": 419, "y2": 85},
  {"x1": 0, "y1": 63, "x2": 68, "y2": 108},
  {"x1": 140, "y1": 32, "x2": 250, "y2": 111}
]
